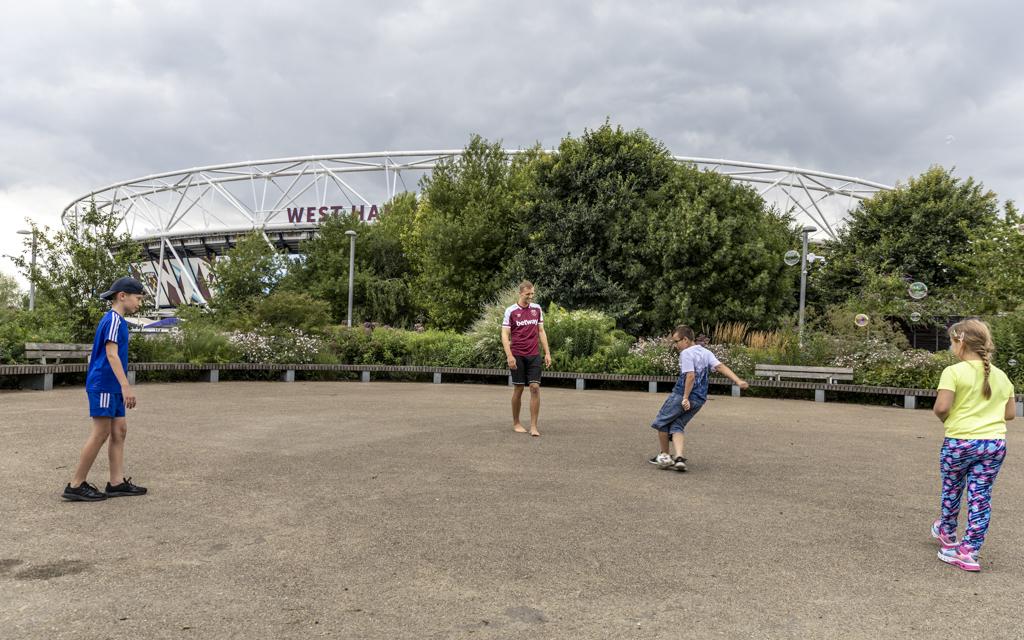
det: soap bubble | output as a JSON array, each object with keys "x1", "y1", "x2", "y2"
[
  {"x1": 945, "y1": 134, "x2": 955, "y2": 144},
  {"x1": 908, "y1": 282, "x2": 928, "y2": 300},
  {"x1": 910, "y1": 312, "x2": 922, "y2": 322},
  {"x1": 1016, "y1": 223, "x2": 1024, "y2": 235},
  {"x1": 1009, "y1": 358, "x2": 1019, "y2": 367},
  {"x1": 784, "y1": 250, "x2": 800, "y2": 266},
  {"x1": 855, "y1": 314, "x2": 870, "y2": 327}
]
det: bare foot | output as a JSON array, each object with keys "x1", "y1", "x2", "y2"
[
  {"x1": 530, "y1": 427, "x2": 541, "y2": 437},
  {"x1": 513, "y1": 424, "x2": 528, "y2": 433}
]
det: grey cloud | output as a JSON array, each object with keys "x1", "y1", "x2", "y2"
[{"x1": 1, "y1": 0, "x2": 1021, "y2": 226}]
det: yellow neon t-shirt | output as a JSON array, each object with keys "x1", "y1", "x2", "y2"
[{"x1": 937, "y1": 361, "x2": 1015, "y2": 440}]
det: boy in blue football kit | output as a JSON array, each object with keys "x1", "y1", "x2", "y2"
[
  {"x1": 649, "y1": 325, "x2": 748, "y2": 472},
  {"x1": 62, "y1": 277, "x2": 149, "y2": 501}
]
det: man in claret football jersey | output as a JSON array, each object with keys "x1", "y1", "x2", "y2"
[{"x1": 501, "y1": 281, "x2": 552, "y2": 437}]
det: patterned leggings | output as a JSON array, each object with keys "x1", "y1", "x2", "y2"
[{"x1": 938, "y1": 438, "x2": 1007, "y2": 551}]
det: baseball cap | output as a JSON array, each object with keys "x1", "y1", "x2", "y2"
[{"x1": 99, "y1": 277, "x2": 146, "y2": 300}]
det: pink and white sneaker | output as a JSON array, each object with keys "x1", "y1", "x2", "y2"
[
  {"x1": 938, "y1": 544, "x2": 981, "y2": 572},
  {"x1": 931, "y1": 519, "x2": 958, "y2": 550}
]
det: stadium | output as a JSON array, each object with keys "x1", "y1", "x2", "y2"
[{"x1": 61, "y1": 151, "x2": 892, "y2": 310}]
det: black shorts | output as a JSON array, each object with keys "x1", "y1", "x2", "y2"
[{"x1": 511, "y1": 354, "x2": 543, "y2": 386}]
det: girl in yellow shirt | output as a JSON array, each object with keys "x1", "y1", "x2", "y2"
[{"x1": 931, "y1": 319, "x2": 1016, "y2": 572}]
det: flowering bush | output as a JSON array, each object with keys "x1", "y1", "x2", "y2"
[
  {"x1": 618, "y1": 337, "x2": 679, "y2": 375},
  {"x1": 229, "y1": 325, "x2": 326, "y2": 364}
]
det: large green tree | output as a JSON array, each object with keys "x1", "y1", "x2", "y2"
[
  {"x1": 9, "y1": 205, "x2": 144, "y2": 341},
  {"x1": 405, "y1": 136, "x2": 539, "y2": 329},
  {"x1": 208, "y1": 231, "x2": 290, "y2": 319},
  {"x1": 813, "y1": 166, "x2": 1002, "y2": 309},
  {"x1": 507, "y1": 123, "x2": 677, "y2": 323},
  {"x1": 511, "y1": 123, "x2": 798, "y2": 334},
  {"x1": 639, "y1": 163, "x2": 798, "y2": 332},
  {"x1": 285, "y1": 192, "x2": 421, "y2": 326},
  {"x1": 948, "y1": 200, "x2": 1024, "y2": 314}
]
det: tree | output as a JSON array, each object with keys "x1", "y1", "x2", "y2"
[
  {"x1": 285, "y1": 192, "x2": 421, "y2": 326},
  {"x1": 0, "y1": 272, "x2": 21, "y2": 309},
  {"x1": 9, "y1": 205, "x2": 144, "y2": 341},
  {"x1": 948, "y1": 200, "x2": 1024, "y2": 314},
  {"x1": 405, "y1": 136, "x2": 539, "y2": 329},
  {"x1": 208, "y1": 231, "x2": 290, "y2": 320},
  {"x1": 510, "y1": 123, "x2": 798, "y2": 334},
  {"x1": 508, "y1": 123, "x2": 677, "y2": 324},
  {"x1": 813, "y1": 166, "x2": 1001, "y2": 309},
  {"x1": 640, "y1": 163, "x2": 798, "y2": 332}
]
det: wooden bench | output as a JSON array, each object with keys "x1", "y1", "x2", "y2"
[
  {"x1": 755, "y1": 364, "x2": 855, "y2": 402},
  {"x1": 25, "y1": 342, "x2": 92, "y2": 364},
  {"x1": 22, "y1": 343, "x2": 92, "y2": 390}
]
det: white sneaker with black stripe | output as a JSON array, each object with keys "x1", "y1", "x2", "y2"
[{"x1": 648, "y1": 453, "x2": 674, "y2": 469}]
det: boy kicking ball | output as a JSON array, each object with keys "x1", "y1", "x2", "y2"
[
  {"x1": 648, "y1": 325, "x2": 748, "y2": 472},
  {"x1": 61, "y1": 277, "x2": 149, "y2": 502}
]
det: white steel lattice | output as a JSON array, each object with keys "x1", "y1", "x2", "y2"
[{"x1": 62, "y1": 151, "x2": 892, "y2": 309}]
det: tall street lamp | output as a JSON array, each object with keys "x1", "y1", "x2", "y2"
[
  {"x1": 16, "y1": 228, "x2": 37, "y2": 311},
  {"x1": 345, "y1": 230, "x2": 357, "y2": 327},
  {"x1": 786, "y1": 225, "x2": 817, "y2": 348}
]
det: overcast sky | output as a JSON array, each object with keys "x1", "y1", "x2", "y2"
[{"x1": 2, "y1": 0, "x2": 1021, "y2": 281}]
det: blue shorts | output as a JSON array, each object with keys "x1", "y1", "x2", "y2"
[
  {"x1": 650, "y1": 392, "x2": 704, "y2": 435},
  {"x1": 87, "y1": 391, "x2": 125, "y2": 418}
]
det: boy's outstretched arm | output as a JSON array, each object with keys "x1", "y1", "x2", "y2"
[{"x1": 714, "y1": 363, "x2": 749, "y2": 390}]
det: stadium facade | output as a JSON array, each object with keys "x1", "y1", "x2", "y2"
[{"x1": 62, "y1": 151, "x2": 892, "y2": 310}]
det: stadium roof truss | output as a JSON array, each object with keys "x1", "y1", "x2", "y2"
[{"x1": 62, "y1": 151, "x2": 892, "y2": 308}]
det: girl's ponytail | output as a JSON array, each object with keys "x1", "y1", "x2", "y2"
[{"x1": 979, "y1": 350, "x2": 993, "y2": 400}]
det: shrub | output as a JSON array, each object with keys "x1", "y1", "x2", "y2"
[
  {"x1": 466, "y1": 285, "x2": 521, "y2": 369},
  {"x1": 254, "y1": 291, "x2": 331, "y2": 331},
  {"x1": 404, "y1": 330, "x2": 476, "y2": 367},
  {"x1": 985, "y1": 309, "x2": 1024, "y2": 387},
  {"x1": 129, "y1": 333, "x2": 185, "y2": 363},
  {"x1": 0, "y1": 307, "x2": 76, "y2": 364}
]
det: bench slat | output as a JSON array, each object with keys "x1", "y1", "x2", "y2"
[
  {"x1": 26, "y1": 350, "x2": 91, "y2": 358},
  {"x1": 24, "y1": 342, "x2": 92, "y2": 351},
  {"x1": 755, "y1": 364, "x2": 853, "y2": 374}
]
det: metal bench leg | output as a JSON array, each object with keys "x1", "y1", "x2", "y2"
[
  {"x1": 281, "y1": 369, "x2": 296, "y2": 382},
  {"x1": 904, "y1": 395, "x2": 917, "y2": 410},
  {"x1": 648, "y1": 381, "x2": 658, "y2": 393},
  {"x1": 731, "y1": 384, "x2": 741, "y2": 397},
  {"x1": 360, "y1": 371, "x2": 370, "y2": 383},
  {"x1": 433, "y1": 372, "x2": 442, "y2": 384},
  {"x1": 814, "y1": 389, "x2": 825, "y2": 403},
  {"x1": 127, "y1": 371, "x2": 136, "y2": 385},
  {"x1": 1016, "y1": 400, "x2": 1023, "y2": 418},
  {"x1": 575, "y1": 378, "x2": 585, "y2": 390},
  {"x1": 202, "y1": 369, "x2": 219, "y2": 383}
]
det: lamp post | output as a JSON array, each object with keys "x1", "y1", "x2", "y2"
[
  {"x1": 345, "y1": 230, "x2": 357, "y2": 327},
  {"x1": 16, "y1": 228, "x2": 36, "y2": 311},
  {"x1": 797, "y1": 225, "x2": 817, "y2": 348}
]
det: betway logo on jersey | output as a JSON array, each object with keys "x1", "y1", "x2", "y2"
[{"x1": 515, "y1": 318, "x2": 539, "y2": 327}]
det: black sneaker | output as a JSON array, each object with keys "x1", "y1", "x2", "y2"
[
  {"x1": 105, "y1": 477, "x2": 147, "y2": 497},
  {"x1": 62, "y1": 482, "x2": 107, "y2": 502},
  {"x1": 673, "y1": 457, "x2": 688, "y2": 472}
]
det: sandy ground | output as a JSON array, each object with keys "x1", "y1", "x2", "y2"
[{"x1": 1, "y1": 380, "x2": 1022, "y2": 639}]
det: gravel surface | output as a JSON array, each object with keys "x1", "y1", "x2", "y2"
[{"x1": 2, "y1": 381, "x2": 1021, "y2": 639}]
